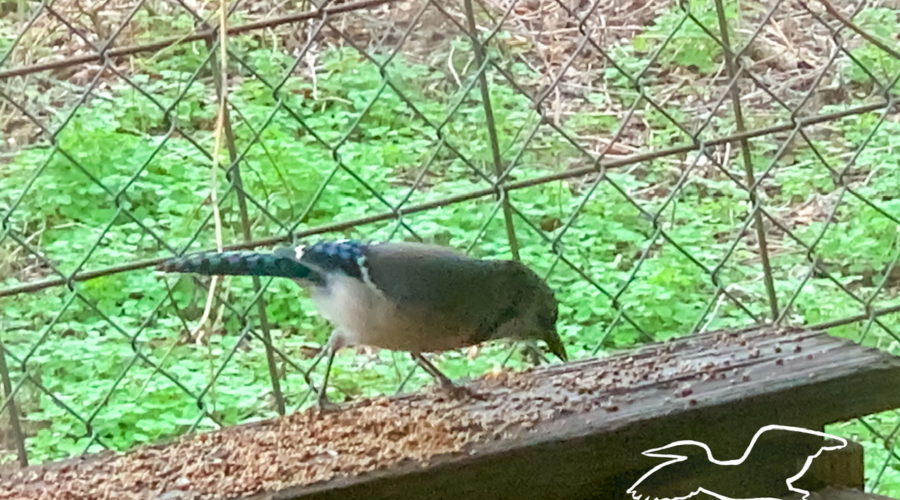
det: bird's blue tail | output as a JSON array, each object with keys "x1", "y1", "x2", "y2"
[{"x1": 157, "y1": 250, "x2": 313, "y2": 280}]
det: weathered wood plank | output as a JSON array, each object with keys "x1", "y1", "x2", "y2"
[
  {"x1": 2, "y1": 325, "x2": 898, "y2": 500},
  {"x1": 258, "y1": 326, "x2": 900, "y2": 500}
]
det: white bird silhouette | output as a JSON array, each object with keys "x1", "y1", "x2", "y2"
[{"x1": 627, "y1": 424, "x2": 847, "y2": 500}]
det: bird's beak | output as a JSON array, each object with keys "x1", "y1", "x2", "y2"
[{"x1": 544, "y1": 331, "x2": 568, "y2": 362}]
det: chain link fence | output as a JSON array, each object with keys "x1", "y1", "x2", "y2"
[{"x1": 1, "y1": 0, "x2": 898, "y2": 492}]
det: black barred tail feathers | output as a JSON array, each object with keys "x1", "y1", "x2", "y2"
[{"x1": 157, "y1": 251, "x2": 314, "y2": 280}]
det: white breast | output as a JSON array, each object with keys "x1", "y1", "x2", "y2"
[
  {"x1": 308, "y1": 275, "x2": 473, "y2": 353},
  {"x1": 310, "y1": 276, "x2": 404, "y2": 349}
]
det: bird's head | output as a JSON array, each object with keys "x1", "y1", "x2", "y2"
[{"x1": 502, "y1": 260, "x2": 567, "y2": 362}]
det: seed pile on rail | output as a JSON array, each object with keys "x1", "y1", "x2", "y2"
[{"x1": 0, "y1": 328, "x2": 806, "y2": 500}]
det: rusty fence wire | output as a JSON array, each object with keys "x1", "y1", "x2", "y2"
[{"x1": 0, "y1": 0, "x2": 898, "y2": 491}]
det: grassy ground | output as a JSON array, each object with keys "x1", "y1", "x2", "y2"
[{"x1": 0, "y1": 0, "x2": 898, "y2": 493}]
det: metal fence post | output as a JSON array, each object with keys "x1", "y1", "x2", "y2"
[
  {"x1": 711, "y1": 0, "x2": 780, "y2": 320},
  {"x1": 463, "y1": 0, "x2": 521, "y2": 260}
]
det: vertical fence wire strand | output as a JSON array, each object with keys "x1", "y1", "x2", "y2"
[
  {"x1": 205, "y1": 34, "x2": 287, "y2": 415},
  {"x1": 463, "y1": 0, "x2": 521, "y2": 260},
  {"x1": 711, "y1": 0, "x2": 780, "y2": 320},
  {"x1": 0, "y1": 337, "x2": 27, "y2": 467}
]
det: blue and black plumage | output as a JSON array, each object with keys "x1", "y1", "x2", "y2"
[
  {"x1": 158, "y1": 240, "x2": 368, "y2": 284},
  {"x1": 158, "y1": 250, "x2": 314, "y2": 279},
  {"x1": 158, "y1": 239, "x2": 565, "y2": 409}
]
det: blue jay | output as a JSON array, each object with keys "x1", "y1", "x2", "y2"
[{"x1": 158, "y1": 240, "x2": 566, "y2": 409}]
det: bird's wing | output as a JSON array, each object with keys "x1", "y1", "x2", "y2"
[
  {"x1": 363, "y1": 242, "x2": 518, "y2": 338},
  {"x1": 274, "y1": 240, "x2": 368, "y2": 285}
]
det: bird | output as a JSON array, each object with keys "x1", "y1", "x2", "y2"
[
  {"x1": 626, "y1": 424, "x2": 848, "y2": 500},
  {"x1": 157, "y1": 239, "x2": 566, "y2": 409}
]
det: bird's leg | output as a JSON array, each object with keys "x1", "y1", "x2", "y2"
[
  {"x1": 316, "y1": 331, "x2": 346, "y2": 412},
  {"x1": 411, "y1": 352, "x2": 454, "y2": 388},
  {"x1": 411, "y1": 353, "x2": 476, "y2": 400},
  {"x1": 317, "y1": 347, "x2": 339, "y2": 411}
]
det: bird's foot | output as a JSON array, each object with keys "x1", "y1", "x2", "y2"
[
  {"x1": 438, "y1": 382, "x2": 483, "y2": 401},
  {"x1": 522, "y1": 343, "x2": 548, "y2": 366},
  {"x1": 316, "y1": 396, "x2": 341, "y2": 413}
]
